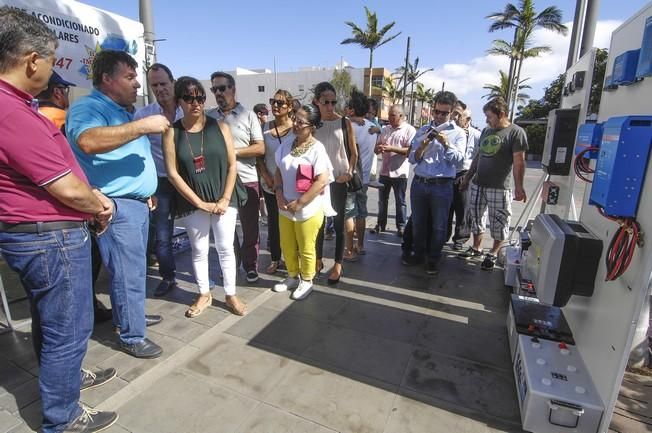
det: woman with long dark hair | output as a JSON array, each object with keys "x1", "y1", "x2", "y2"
[
  {"x1": 162, "y1": 76, "x2": 246, "y2": 317},
  {"x1": 258, "y1": 89, "x2": 294, "y2": 274},
  {"x1": 312, "y1": 82, "x2": 358, "y2": 284}
]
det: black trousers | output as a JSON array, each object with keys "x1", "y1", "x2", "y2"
[
  {"x1": 316, "y1": 182, "x2": 347, "y2": 263},
  {"x1": 447, "y1": 170, "x2": 470, "y2": 244}
]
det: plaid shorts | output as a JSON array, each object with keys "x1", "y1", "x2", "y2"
[{"x1": 468, "y1": 183, "x2": 512, "y2": 241}]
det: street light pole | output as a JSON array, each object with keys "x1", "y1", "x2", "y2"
[{"x1": 139, "y1": 0, "x2": 155, "y2": 103}]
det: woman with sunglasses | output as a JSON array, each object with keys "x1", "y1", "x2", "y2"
[
  {"x1": 162, "y1": 76, "x2": 247, "y2": 317},
  {"x1": 312, "y1": 82, "x2": 358, "y2": 284},
  {"x1": 257, "y1": 90, "x2": 295, "y2": 274},
  {"x1": 272, "y1": 104, "x2": 332, "y2": 299}
]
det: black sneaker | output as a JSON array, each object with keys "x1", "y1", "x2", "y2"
[
  {"x1": 458, "y1": 247, "x2": 483, "y2": 260},
  {"x1": 401, "y1": 254, "x2": 423, "y2": 267},
  {"x1": 452, "y1": 241, "x2": 465, "y2": 251},
  {"x1": 80, "y1": 368, "x2": 116, "y2": 391},
  {"x1": 426, "y1": 262, "x2": 439, "y2": 275},
  {"x1": 63, "y1": 405, "x2": 118, "y2": 432},
  {"x1": 481, "y1": 254, "x2": 497, "y2": 271},
  {"x1": 246, "y1": 270, "x2": 259, "y2": 283},
  {"x1": 154, "y1": 279, "x2": 177, "y2": 297}
]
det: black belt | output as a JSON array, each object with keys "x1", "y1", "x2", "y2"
[
  {"x1": 0, "y1": 221, "x2": 85, "y2": 233},
  {"x1": 414, "y1": 175, "x2": 454, "y2": 185}
]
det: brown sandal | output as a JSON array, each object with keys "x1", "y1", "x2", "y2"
[
  {"x1": 266, "y1": 261, "x2": 280, "y2": 274},
  {"x1": 185, "y1": 294, "x2": 212, "y2": 318},
  {"x1": 225, "y1": 295, "x2": 247, "y2": 316}
]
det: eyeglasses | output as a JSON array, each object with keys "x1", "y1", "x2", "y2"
[
  {"x1": 181, "y1": 94, "x2": 206, "y2": 104},
  {"x1": 434, "y1": 109, "x2": 451, "y2": 116},
  {"x1": 210, "y1": 84, "x2": 232, "y2": 94},
  {"x1": 54, "y1": 86, "x2": 70, "y2": 94},
  {"x1": 293, "y1": 118, "x2": 311, "y2": 127},
  {"x1": 320, "y1": 100, "x2": 337, "y2": 106},
  {"x1": 269, "y1": 98, "x2": 287, "y2": 107}
]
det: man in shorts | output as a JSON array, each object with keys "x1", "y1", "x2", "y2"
[{"x1": 458, "y1": 97, "x2": 527, "y2": 270}]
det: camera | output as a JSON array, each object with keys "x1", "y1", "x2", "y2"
[{"x1": 427, "y1": 130, "x2": 438, "y2": 141}]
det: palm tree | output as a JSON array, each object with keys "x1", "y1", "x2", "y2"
[
  {"x1": 394, "y1": 57, "x2": 433, "y2": 123},
  {"x1": 374, "y1": 76, "x2": 402, "y2": 105},
  {"x1": 413, "y1": 82, "x2": 434, "y2": 126},
  {"x1": 487, "y1": 0, "x2": 568, "y2": 118},
  {"x1": 341, "y1": 7, "x2": 401, "y2": 96},
  {"x1": 483, "y1": 70, "x2": 531, "y2": 106}
]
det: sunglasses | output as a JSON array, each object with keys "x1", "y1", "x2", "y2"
[
  {"x1": 434, "y1": 109, "x2": 451, "y2": 116},
  {"x1": 293, "y1": 118, "x2": 311, "y2": 127},
  {"x1": 269, "y1": 98, "x2": 287, "y2": 107},
  {"x1": 210, "y1": 84, "x2": 232, "y2": 93},
  {"x1": 181, "y1": 94, "x2": 206, "y2": 104},
  {"x1": 320, "y1": 100, "x2": 337, "y2": 106}
]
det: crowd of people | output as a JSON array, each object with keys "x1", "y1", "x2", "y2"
[{"x1": 0, "y1": 7, "x2": 528, "y2": 433}]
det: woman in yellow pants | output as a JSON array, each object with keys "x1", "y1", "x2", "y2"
[{"x1": 272, "y1": 104, "x2": 333, "y2": 300}]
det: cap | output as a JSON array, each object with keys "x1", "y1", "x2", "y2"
[
  {"x1": 253, "y1": 103, "x2": 268, "y2": 115},
  {"x1": 49, "y1": 71, "x2": 76, "y2": 87}
]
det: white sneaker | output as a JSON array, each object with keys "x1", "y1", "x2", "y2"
[
  {"x1": 291, "y1": 279, "x2": 313, "y2": 300},
  {"x1": 273, "y1": 277, "x2": 299, "y2": 293}
]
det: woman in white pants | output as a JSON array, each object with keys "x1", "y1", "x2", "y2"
[{"x1": 163, "y1": 76, "x2": 247, "y2": 317}]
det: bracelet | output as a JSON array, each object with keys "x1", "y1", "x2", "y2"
[{"x1": 219, "y1": 197, "x2": 230, "y2": 202}]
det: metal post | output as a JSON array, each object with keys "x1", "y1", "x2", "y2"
[
  {"x1": 580, "y1": 0, "x2": 600, "y2": 58},
  {"x1": 139, "y1": 0, "x2": 155, "y2": 104},
  {"x1": 567, "y1": 0, "x2": 586, "y2": 69}
]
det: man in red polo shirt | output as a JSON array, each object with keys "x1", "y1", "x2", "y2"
[{"x1": 0, "y1": 7, "x2": 118, "y2": 433}]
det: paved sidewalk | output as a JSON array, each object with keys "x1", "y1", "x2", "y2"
[{"x1": 0, "y1": 162, "x2": 609, "y2": 433}]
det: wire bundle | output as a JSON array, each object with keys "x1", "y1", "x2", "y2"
[
  {"x1": 574, "y1": 147, "x2": 599, "y2": 182},
  {"x1": 597, "y1": 206, "x2": 641, "y2": 281}
]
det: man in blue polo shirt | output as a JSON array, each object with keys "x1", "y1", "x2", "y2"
[{"x1": 67, "y1": 50, "x2": 170, "y2": 359}]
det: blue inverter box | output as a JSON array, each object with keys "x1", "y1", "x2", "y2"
[
  {"x1": 590, "y1": 116, "x2": 652, "y2": 217},
  {"x1": 575, "y1": 123, "x2": 603, "y2": 159},
  {"x1": 636, "y1": 16, "x2": 652, "y2": 79},
  {"x1": 612, "y1": 49, "x2": 641, "y2": 85}
]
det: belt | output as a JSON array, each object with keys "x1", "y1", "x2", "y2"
[
  {"x1": 0, "y1": 221, "x2": 85, "y2": 233},
  {"x1": 414, "y1": 175, "x2": 454, "y2": 185}
]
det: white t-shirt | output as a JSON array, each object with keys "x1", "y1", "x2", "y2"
[
  {"x1": 351, "y1": 119, "x2": 378, "y2": 184},
  {"x1": 262, "y1": 122, "x2": 295, "y2": 194},
  {"x1": 275, "y1": 139, "x2": 333, "y2": 221}
]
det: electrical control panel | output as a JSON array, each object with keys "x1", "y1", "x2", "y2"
[
  {"x1": 575, "y1": 123, "x2": 603, "y2": 159},
  {"x1": 527, "y1": 214, "x2": 603, "y2": 307},
  {"x1": 513, "y1": 335, "x2": 604, "y2": 433},
  {"x1": 589, "y1": 116, "x2": 652, "y2": 217},
  {"x1": 542, "y1": 109, "x2": 580, "y2": 175},
  {"x1": 612, "y1": 49, "x2": 641, "y2": 85},
  {"x1": 636, "y1": 15, "x2": 652, "y2": 79}
]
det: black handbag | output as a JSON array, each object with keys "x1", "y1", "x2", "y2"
[{"x1": 341, "y1": 117, "x2": 363, "y2": 192}]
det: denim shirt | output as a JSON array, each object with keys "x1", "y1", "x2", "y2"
[{"x1": 408, "y1": 121, "x2": 466, "y2": 179}]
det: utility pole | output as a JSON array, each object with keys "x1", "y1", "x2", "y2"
[
  {"x1": 139, "y1": 0, "x2": 155, "y2": 103},
  {"x1": 401, "y1": 37, "x2": 410, "y2": 109}
]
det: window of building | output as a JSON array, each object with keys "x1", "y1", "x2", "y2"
[
  {"x1": 258, "y1": 85, "x2": 265, "y2": 92},
  {"x1": 298, "y1": 84, "x2": 305, "y2": 92},
  {"x1": 371, "y1": 76, "x2": 383, "y2": 88}
]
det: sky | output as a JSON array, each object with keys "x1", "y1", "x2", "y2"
[{"x1": 78, "y1": 0, "x2": 648, "y2": 121}]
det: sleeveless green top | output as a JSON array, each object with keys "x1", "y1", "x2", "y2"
[{"x1": 173, "y1": 116, "x2": 246, "y2": 217}]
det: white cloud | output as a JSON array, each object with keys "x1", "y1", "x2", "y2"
[{"x1": 414, "y1": 20, "x2": 622, "y2": 123}]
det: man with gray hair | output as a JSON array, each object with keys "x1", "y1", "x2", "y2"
[
  {"x1": 372, "y1": 104, "x2": 416, "y2": 236},
  {"x1": 448, "y1": 106, "x2": 482, "y2": 249},
  {"x1": 0, "y1": 7, "x2": 118, "y2": 432}
]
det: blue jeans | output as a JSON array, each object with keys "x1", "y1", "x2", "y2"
[
  {"x1": 378, "y1": 175, "x2": 407, "y2": 230},
  {"x1": 0, "y1": 227, "x2": 92, "y2": 432},
  {"x1": 410, "y1": 179, "x2": 454, "y2": 264},
  {"x1": 152, "y1": 178, "x2": 176, "y2": 280},
  {"x1": 96, "y1": 198, "x2": 149, "y2": 344}
]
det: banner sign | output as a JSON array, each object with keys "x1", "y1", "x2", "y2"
[{"x1": 1, "y1": 0, "x2": 145, "y2": 94}]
